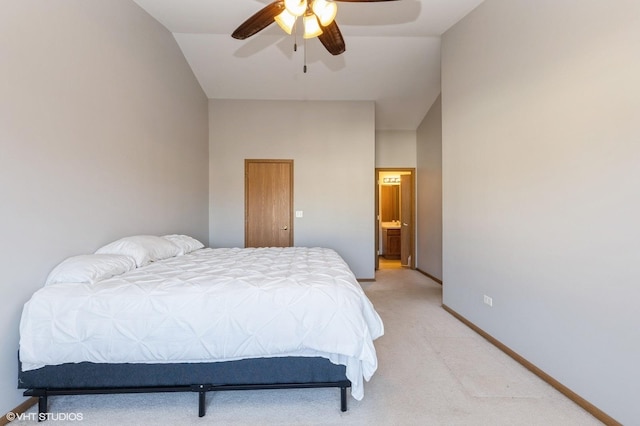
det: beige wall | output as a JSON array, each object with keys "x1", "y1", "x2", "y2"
[
  {"x1": 209, "y1": 99, "x2": 376, "y2": 279},
  {"x1": 0, "y1": 1, "x2": 209, "y2": 413},
  {"x1": 375, "y1": 130, "x2": 417, "y2": 168},
  {"x1": 442, "y1": 0, "x2": 640, "y2": 423},
  {"x1": 416, "y1": 95, "x2": 442, "y2": 280}
]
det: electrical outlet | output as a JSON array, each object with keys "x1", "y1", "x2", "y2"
[{"x1": 483, "y1": 295, "x2": 493, "y2": 307}]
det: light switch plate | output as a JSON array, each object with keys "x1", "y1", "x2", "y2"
[{"x1": 295, "y1": 210, "x2": 303, "y2": 218}]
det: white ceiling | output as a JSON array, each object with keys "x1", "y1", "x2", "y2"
[{"x1": 132, "y1": 0, "x2": 484, "y2": 130}]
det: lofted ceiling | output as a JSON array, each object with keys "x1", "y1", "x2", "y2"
[{"x1": 132, "y1": 0, "x2": 484, "y2": 130}]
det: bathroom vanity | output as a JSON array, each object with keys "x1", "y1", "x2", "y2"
[{"x1": 381, "y1": 222, "x2": 401, "y2": 259}]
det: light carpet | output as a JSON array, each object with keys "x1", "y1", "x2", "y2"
[{"x1": 13, "y1": 268, "x2": 602, "y2": 425}]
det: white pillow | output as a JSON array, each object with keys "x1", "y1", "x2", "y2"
[
  {"x1": 162, "y1": 234, "x2": 205, "y2": 255},
  {"x1": 95, "y1": 235, "x2": 181, "y2": 267},
  {"x1": 45, "y1": 254, "x2": 136, "y2": 286}
]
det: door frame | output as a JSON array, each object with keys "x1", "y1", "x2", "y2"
[
  {"x1": 375, "y1": 168, "x2": 415, "y2": 270},
  {"x1": 245, "y1": 159, "x2": 294, "y2": 248}
]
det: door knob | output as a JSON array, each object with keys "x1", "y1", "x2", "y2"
[{"x1": 280, "y1": 225, "x2": 288, "y2": 230}]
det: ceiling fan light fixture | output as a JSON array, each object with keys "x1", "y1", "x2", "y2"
[
  {"x1": 303, "y1": 13, "x2": 323, "y2": 39},
  {"x1": 284, "y1": 0, "x2": 308, "y2": 17},
  {"x1": 312, "y1": 0, "x2": 337, "y2": 26},
  {"x1": 274, "y1": 9, "x2": 297, "y2": 35},
  {"x1": 234, "y1": 0, "x2": 393, "y2": 61}
]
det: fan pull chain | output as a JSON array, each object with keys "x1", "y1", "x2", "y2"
[
  {"x1": 303, "y1": 37, "x2": 307, "y2": 73},
  {"x1": 289, "y1": 17, "x2": 308, "y2": 73}
]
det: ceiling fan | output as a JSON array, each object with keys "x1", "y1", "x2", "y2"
[{"x1": 232, "y1": 0, "x2": 397, "y2": 57}]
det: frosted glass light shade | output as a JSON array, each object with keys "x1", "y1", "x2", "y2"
[
  {"x1": 303, "y1": 13, "x2": 323, "y2": 39},
  {"x1": 284, "y1": 0, "x2": 307, "y2": 17},
  {"x1": 275, "y1": 9, "x2": 297, "y2": 35},
  {"x1": 312, "y1": 0, "x2": 337, "y2": 26}
]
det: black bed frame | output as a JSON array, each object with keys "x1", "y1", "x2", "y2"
[{"x1": 19, "y1": 357, "x2": 351, "y2": 419}]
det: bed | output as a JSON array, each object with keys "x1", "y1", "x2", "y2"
[{"x1": 18, "y1": 235, "x2": 384, "y2": 418}]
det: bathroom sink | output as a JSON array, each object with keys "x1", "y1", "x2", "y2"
[{"x1": 381, "y1": 221, "x2": 401, "y2": 229}]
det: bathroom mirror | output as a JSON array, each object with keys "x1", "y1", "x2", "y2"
[{"x1": 380, "y1": 185, "x2": 400, "y2": 222}]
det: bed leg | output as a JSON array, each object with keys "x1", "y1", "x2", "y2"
[
  {"x1": 340, "y1": 386, "x2": 347, "y2": 412},
  {"x1": 38, "y1": 394, "x2": 48, "y2": 422},
  {"x1": 198, "y1": 390, "x2": 206, "y2": 417}
]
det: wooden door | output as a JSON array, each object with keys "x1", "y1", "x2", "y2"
[
  {"x1": 245, "y1": 160, "x2": 293, "y2": 248},
  {"x1": 400, "y1": 174, "x2": 413, "y2": 266}
]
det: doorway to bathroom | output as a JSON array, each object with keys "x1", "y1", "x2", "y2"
[{"x1": 375, "y1": 168, "x2": 415, "y2": 270}]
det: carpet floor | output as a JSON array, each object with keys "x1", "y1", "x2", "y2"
[{"x1": 14, "y1": 268, "x2": 602, "y2": 425}]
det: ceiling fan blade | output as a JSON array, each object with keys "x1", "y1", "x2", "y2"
[
  {"x1": 231, "y1": 1, "x2": 285, "y2": 40},
  {"x1": 318, "y1": 21, "x2": 346, "y2": 56}
]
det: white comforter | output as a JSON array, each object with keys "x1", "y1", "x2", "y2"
[{"x1": 19, "y1": 247, "x2": 384, "y2": 400}]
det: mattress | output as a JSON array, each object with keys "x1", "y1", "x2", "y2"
[{"x1": 19, "y1": 247, "x2": 384, "y2": 400}]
